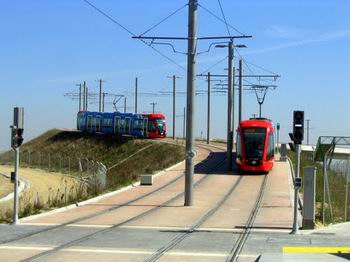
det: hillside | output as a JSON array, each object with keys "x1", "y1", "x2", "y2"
[{"x1": 0, "y1": 129, "x2": 185, "y2": 192}]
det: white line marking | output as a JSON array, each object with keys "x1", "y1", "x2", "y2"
[
  {"x1": 20, "y1": 223, "x2": 291, "y2": 233},
  {"x1": 238, "y1": 254, "x2": 260, "y2": 258},
  {"x1": 0, "y1": 246, "x2": 229, "y2": 257}
]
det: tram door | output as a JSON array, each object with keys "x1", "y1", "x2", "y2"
[
  {"x1": 95, "y1": 116, "x2": 101, "y2": 133},
  {"x1": 114, "y1": 116, "x2": 121, "y2": 135},
  {"x1": 143, "y1": 119, "x2": 148, "y2": 137},
  {"x1": 87, "y1": 115, "x2": 93, "y2": 132},
  {"x1": 125, "y1": 117, "x2": 131, "y2": 135}
]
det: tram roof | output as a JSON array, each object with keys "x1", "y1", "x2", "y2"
[{"x1": 239, "y1": 118, "x2": 273, "y2": 129}]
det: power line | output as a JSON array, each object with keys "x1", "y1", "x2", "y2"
[
  {"x1": 243, "y1": 59, "x2": 280, "y2": 76},
  {"x1": 198, "y1": 55, "x2": 228, "y2": 75},
  {"x1": 140, "y1": 3, "x2": 188, "y2": 36},
  {"x1": 198, "y1": 3, "x2": 245, "y2": 36},
  {"x1": 217, "y1": 0, "x2": 231, "y2": 36},
  {"x1": 82, "y1": 0, "x2": 186, "y2": 71}
]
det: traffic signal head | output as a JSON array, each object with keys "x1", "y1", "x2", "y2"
[
  {"x1": 11, "y1": 128, "x2": 24, "y2": 148},
  {"x1": 293, "y1": 111, "x2": 304, "y2": 144}
]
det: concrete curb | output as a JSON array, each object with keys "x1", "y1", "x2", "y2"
[
  {"x1": 19, "y1": 159, "x2": 185, "y2": 223},
  {"x1": 0, "y1": 173, "x2": 30, "y2": 203}
]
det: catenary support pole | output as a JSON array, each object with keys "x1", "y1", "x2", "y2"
[
  {"x1": 183, "y1": 106, "x2": 186, "y2": 139},
  {"x1": 239, "y1": 59, "x2": 243, "y2": 123},
  {"x1": 102, "y1": 92, "x2": 106, "y2": 112},
  {"x1": 207, "y1": 72, "x2": 210, "y2": 144},
  {"x1": 150, "y1": 102, "x2": 156, "y2": 113},
  {"x1": 173, "y1": 75, "x2": 176, "y2": 140},
  {"x1": 184, "y1": 0, "x2": 197, "y2": 206},
  {"x1": 99, "y1": 79, "x2": 103, "y2": 112},
  {"x1": 135, "y1": 77, "x2": 138, "y2": 114},
  {"x1": 83, "y1": 81, "x2": 86, "y2": 111},
  {"x1": 124, "y1": 97, "x2": 127, "y2": 113},
  {"x1": 85, "y1": 85, "x2": 88, "y2": 112},
  {"x1": 306, "y1": 119, "x2": 310, "y2": 145},
  {"x1": 227, "y1": 41, "x2": 234, "y2": 171},
  {"x1": 232, "y1": 66, "x2": 236, "y2": 151},
  {"x1": 78, "y1": 83, "x2": 82, "y2": 111}
]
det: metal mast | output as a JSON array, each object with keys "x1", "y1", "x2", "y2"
[{"x1": 184, "y1": 0, "x2": 197, "y2": 206}]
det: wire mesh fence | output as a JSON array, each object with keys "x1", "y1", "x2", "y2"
[
  {"x1": 323, "y1": 157, "x2": 350, "y2": 224},
  {"x1": 0, "y1": 150, "x2": 107, "y2": 199}
]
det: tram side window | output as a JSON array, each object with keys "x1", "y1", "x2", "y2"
[
  {"x1": 102, "y1": 117, "x2": 112, "y2": 128},
  {"x1": 87, "y1": 116, "x2": 93, "y2": 128},
  {"x1": 236, "y1": 134, "x2": 242, "y2": 159},
  {"x1": 133, "y1": 119, "x2": 144, "y2": 130},
  {"x1": 125, "y1": 118, "x2": 130, "y2": 131},
  {"x1": 120, "y1": 119, "x2": 125, "y2": 130},
  {"x1": 78, "y1": 115, "x2": 85, "y2": 128},
  {"x1": 267, "y1": 133, "x2": 274, "y2": 160}
]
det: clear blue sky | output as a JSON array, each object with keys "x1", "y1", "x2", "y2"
[{"x1": 0, "y1": 0, "x2": 349, "y2": 150}]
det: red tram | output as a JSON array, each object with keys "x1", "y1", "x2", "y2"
[
  {"x1": 142, "y1": 113, "x2": 166, "y2": 139},
  {"x1": 236, "y1": 118, "x2": 275, "y2": 173}
]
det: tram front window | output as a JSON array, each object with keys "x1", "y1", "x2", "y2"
[
  {"x1": 148, "y1": 121, "x2": 156, "y2": 131},
  {"x1": 243, "y1": 128, "x2": 266, "y2": 159},
  {"x1": 155, "y1": 119, "x2": 165, "y2": 133}
]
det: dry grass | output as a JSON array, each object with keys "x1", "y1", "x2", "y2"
[
  {"x1": 288, "y1": 150, "x2": 350, "y2": 224},
  {"x1": 0, "y1": 176, "x2": 12, "y2": 198},
  {"x1": 0, "y1": 129, "x2": 185, "y2": 222}
]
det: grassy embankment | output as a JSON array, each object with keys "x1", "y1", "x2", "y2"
[
  {"x1": 287, "y1": 150, "x2": 349, "y2": 224},
  {"x1": 0, "y1": 176, "x2": 12, "y2": 198},
  {"x1": 0, "y1": 129, "x2": 184, "y2": 222}
]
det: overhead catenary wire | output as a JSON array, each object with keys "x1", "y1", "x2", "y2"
[
  {"x1": 82, "y1": 0, "x2": 186, "y2": 71},
  {"x1": 198, "y1": 55, "x2": 228, "y2": 75},
  {"x1": 139, "y1": 3, "x2": 188, "y2": 36},
  {"x1": 217, "y1": 0, "x2": 231, "y2": 36},
  {"x1": 198, "y1": 3, "x2": 245, "y2": 36}
]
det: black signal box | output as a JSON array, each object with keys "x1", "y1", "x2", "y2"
[{"x1": 293, "y1": 111, "x2": 304, "y2": 144}]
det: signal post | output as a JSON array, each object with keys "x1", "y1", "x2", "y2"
[
  {"x1": 10, "y1": 107, "x2": 24, "y2": 225},
  {"x1": 291, "y1": 110, "x2": 304, "y2": 234}
]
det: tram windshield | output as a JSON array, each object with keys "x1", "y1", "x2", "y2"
[
  {"x1": 148, "y1": 118, "x2": 165, "y2": 132},
  {"x1": 243, "y1": 128, "x2": 266, "y2": 159},
  {"x1": 155, "y1": 119, "x2": 165, "y2": 133}
]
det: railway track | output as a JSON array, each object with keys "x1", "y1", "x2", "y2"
[
  {"x1": 143, "y1": 173, "x2": 243, "y2": 262},
  {"x1": 6, "y1": 144, "x2": 227, "y2": 261},
  {"x1": 226, "y1": 174, "x2": 268, "y2": 262},
  {"x1": 141, "y1": 149, "x2": 267, "y2": 262}
]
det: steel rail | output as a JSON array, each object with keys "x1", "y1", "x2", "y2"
[
  {"x1": 226, "y1": 174, "x2": 268, "y2": 261},
  {"x1": 143, "y1": 174, "x2": 243, "y2": 262},
  {"x1": 20, "y1": 146, "x2": 227, "y2": 261}
]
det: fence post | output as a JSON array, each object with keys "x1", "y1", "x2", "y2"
[
  {"x1": 345, "y1": 157, "x2": 350, "y2": 222},
  {"x1": 48, "y1": 153, "x2": 51, "y2": 172},
  {"x1": 38, "y1": 152, "x2": 41, "y2": 169},
  {"x1": 28, "y1": 151, "x2": 31, "y2": 167}
]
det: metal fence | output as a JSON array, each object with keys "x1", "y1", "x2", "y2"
[
  {"x1": 323, "y1": 156, "x2": 350, "y2": 224},
  {"x1": 0, "y1": 150, "x2": 107, "y2": 195}
]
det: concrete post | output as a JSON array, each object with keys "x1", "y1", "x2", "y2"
[
  {"x1": 184, "y1": 0, "x2": 197, "y2": 206},
  {"x1": 280, "y1": 143, "x2": 287, "y2": 161},
  {"x1": 303, "y1": 167, "x2": 316, "y2": 229}
]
